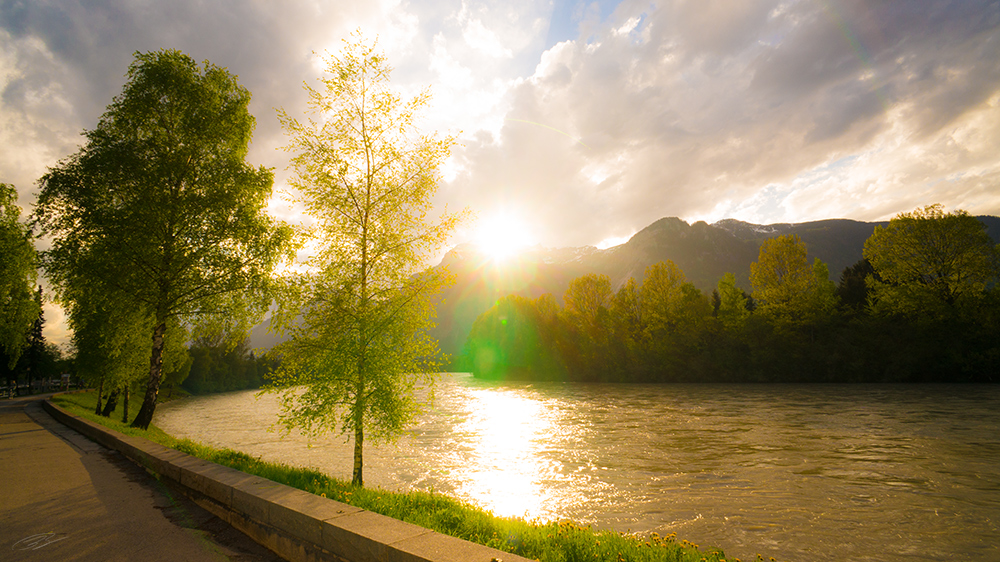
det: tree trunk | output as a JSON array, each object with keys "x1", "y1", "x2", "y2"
[
  {"x1": 352, "y1": 415, "x2": 364, "y2": 487},
  {"x1": 131, "y1": 319, "x2": 167, "y2": 430},
  {"x1": 121, "y1": 385, "x2": 129, "y2": 423},
  {"x1": 95, "y1": 376, "x2": 105, "y2": 415},
  {"x1": 101, "y1": 389, "x2": 119, "y2": 417}
]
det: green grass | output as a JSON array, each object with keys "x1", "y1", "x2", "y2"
[{"x1": 52, "y1": 391, "x2": 771, "y2": 562}]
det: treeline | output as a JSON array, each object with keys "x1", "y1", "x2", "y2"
[
  {"x1": 183, "y1": 336, "x2": 278, "y2": 394},
  {"x1": 460, "y1": 205, "x2": 1000, "y2": 383},
  {"x1": 85, "y1": 334, "x2": 277, "y2": 421}
]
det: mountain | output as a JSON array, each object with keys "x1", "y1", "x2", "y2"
[
  {"x1": 429, "y1": 215, "x2": 1000, "y2": 359},
  {"x1": 250, "y1": 214, "x2": 1000, "y2": 355}
]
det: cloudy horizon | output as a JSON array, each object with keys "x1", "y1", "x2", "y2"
[{"x1": 3, "y1": 0, "x2": 999, "y2": 346}]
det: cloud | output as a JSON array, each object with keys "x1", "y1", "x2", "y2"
[
  {"x1": 463, "y1": 18, "x2": 514, "y2": 58},
  {"x1": 444, "y1": 0, "x2": 1000, "y2": 246},
  {"x1": 2, "y1": 0, "x2": 999, "y2": 345}
]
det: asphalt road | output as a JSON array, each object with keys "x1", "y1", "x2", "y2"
[{"x1": 0, "y1": 394, "x2": 284, "y2": 562}]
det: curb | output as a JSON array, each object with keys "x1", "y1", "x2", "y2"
[{"x1": 43, "y1": 399, "x2": 531, "y2": 562}]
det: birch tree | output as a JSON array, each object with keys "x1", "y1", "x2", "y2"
[
  {"x1": 35, "y1": 50, "x2": 294, "y2": 429},
  {"x1": 268, "y1": 33, "x2": 465, "y2": 487}
]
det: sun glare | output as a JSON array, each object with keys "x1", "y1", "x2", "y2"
[{"x1": 475, "y1": 212, "x2": 535, "y2": 261}]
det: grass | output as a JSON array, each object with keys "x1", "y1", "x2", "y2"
[{"x1": 52, "y1": 390, "x2": 772, "y2": 562}]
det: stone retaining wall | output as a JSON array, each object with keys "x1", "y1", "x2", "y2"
[{"x1": 43, "y1": 399, "x2": 531, "y2": 562}]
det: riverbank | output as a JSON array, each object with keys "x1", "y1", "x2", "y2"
[{"x1": 53, "y1": 391, "x2": 750, "y2": 562}]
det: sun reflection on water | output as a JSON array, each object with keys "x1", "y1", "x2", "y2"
[
  {"x1": 449, "y1": 387, "x2": 565, "y2": 520},
  {"x1": 153, "y1": 379, "x2": 1000, "y2": 562}
]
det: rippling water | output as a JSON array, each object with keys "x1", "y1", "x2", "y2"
[{"x1": 154, "y1": 376, "x2": 1000, "y2": 561}]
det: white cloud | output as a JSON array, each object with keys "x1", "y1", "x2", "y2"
[
  {"x1": 596, "y1": 231, "x2": 635, "y2": 249},
  {"x1": 463, "y1": 18, "x2": 513, "y2": 58},
  {"x1": 430, "y1": 33, "x2": 475, "y2": 89},
  {"x1": 2, "y1": 0, "x2": 999, "y2": 345}
]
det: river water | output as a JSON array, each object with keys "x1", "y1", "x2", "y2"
[{"x1": 154, "y1": 375, "x2": 1000, "y2": 561}]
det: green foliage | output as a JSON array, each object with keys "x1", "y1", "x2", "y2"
[
  {"x1": 563, "y1": 273, "x2": 613, "y2": 328},
  {"x1": 267, "y1": 32, "x2": 466, "y2": 486},
  {"x1": 0, "y1": 184, "x2": 40, "y2": 367},
  {"x1": 640, "y1": 261, "x2": 689, "y2": 334},
  {"x1": 53, "y1": 390, "x2": 741, "y2": 562},
  {"x1": 716, "y1": 273, "x2": 750, "y2": 328},
  {"x1": 34, "y1": 49, "x2": 294, "y2": 428},
  {"x1": 810, "y1": 258, "x2": 838, "y2": 314},
  {"x1": 23, "y1": 286, "x2": 47, "y2": 382},
  {"x1": 461, "y1": 261, "x2": 715, "y2": 383},
  {"x1": 560, "y1": 274, "x2": 615, "y2": 380},
  {"x1": 864, "y1": 204, "x2": 1000, "y2": 318},
  {"x1": 183, "y1": 336, "x2": 273, "y2": 394},
  {"x1": 835, "y1": 258, "x2": 876, "y2": 314},
  {"x1": 461, "y1": 215, "x2": 1000, "y2": 382},
  {"x1": 750, "y1": 234, "x2": 837, "y2": 324},
  {"x1": 69, "y1": 281, "x2": 188, "y2": 393},
  {"x1": 462, "y1": 295, "x2": 567, "y2": 380}
]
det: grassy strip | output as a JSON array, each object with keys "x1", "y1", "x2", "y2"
[{"x1": 52, "y1": 391, "x2": 770, "y2": 562}]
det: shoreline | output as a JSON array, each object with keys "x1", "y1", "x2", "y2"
[{"x1": 49, "y1": 390, "x2": 743, "y2": 562}]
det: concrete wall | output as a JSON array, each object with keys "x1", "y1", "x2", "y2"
[{"x1": 43, "y1": 400, "x2": 532, "y2": 562}]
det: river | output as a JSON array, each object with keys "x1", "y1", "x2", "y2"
[{"x1": 154, "y1": 375, "x2": 1000, "y2": 561}]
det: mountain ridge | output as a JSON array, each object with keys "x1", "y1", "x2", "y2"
[
  {"x1": 426, "y1": 214, "x2": 1000, "y2": 359},
  {"x1": 251, "y1": 214, "x2": 1000, "y2": 355}
]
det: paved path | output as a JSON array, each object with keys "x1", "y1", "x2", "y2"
[{"x1": 0, "y1": 395, "x2": 283, "y2": 562}]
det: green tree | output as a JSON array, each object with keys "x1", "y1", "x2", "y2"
[
  {"x1": 863, "y1": 204, "x2": 1000, "y2": 317},
  {"x1": 715, "y1": 272, "x2": 750, "y2": 329},
  {"x1": 637, "y1": 261, "x2": 710, "y2": 380},
  {"x1": 267, "y1": 33, "x2": 465, "y2": 487},
  {"x1": 24, "y1": 286, "x2": 46, "y2": 388},
  {"x1": 66, "y1": 265, "x2": 190, "y2": 418},
  {"x1": 836, "y1": 258, "x2": 877, "y2": 314},
  {"x1": 560, "y1": 274, "x2": 613, "y2": 380},
  {"x1": 0, "y1": 184, "x2": 40, "y2": 367},
  {"x1": 810, "y1": 258, "x2": 839, "y2": 316},
  {"x1": 34, "y1": 50, "x2": 294, "y2": 429},
  {"x1": 610, "y1": 277, "x2": 643, "y2": 337},
  {"x1": 750, "y1": 234, "x2": 837, "y2": 321},
  {"x1": 640, "y1": 260, "x2": 690, "y2": 334},
  {"x1": 750, "y1": 235, "x2": 811, "y2": 313},
  {"x1": 462, "y1": 294, "x2": 564, "y2": 380},
  {"x1": 183, "y1": 336, "x2": 263, "y2": 394},
  {"x1": 563, "y1": 273, "x2": 612, "y2": 328}
]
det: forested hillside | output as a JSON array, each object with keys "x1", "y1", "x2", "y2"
[
  {"x1": 458, "y1": 207, "x2": 1000, "y2": 383},
  {"x1": 429, "y1": 214, "x2": 1000, "y2": 361}
]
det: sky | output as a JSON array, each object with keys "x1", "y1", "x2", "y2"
[{"x1": 3, "y1": 0, "x2": 1000, "y2": 346}]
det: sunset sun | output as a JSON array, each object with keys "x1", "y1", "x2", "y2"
[{"x1": 475, "y1": 212, "x2": 535, "y2": 261}]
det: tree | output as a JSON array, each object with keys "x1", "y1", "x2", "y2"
[
  {"x1": 610, "y1": 277, "x2": 643, "y2": 335},
  {"x1": 716, "y1": 272, "x2": 750, "y2": 329},
  {"x1": 640, "y1": 260, "x2": 689, "y2": 334},
  {"x1": 34, "y1": 50, "x2": 294, "y2": 429},
  {"x1": 863, "y1": 204, "x2": 1000, "y2": 317},
  {"x1": 836, "y1": 258, "x2": 877, "y2": 314},
  {"x1": 560, "y1": 274, "x2": 613, "y2": 380},
  {"x1": 267, "y1": 33, "x2": 465, "y2": 487},
  {"x1": 636, "y1": 261, "x2": 711, "y2": 379},
  {"x1": 750, "y1": 234, "x2": 837, "y2": 321},
  {"x1": 68, "y1": 278, "x2": 189, "y2": 419},
  {"x1": 462, "y1": 295, "x2": 564, "y2": 380},
  {"x1": 563, "y1": 273, "x2": 612, "y2": 328},
  {"x1": 183, "y1": 336, "x2": 265, "y2": 394},
  {"x1": 24, "y1": 286, "x2": 45, "y2": 388},
  {"x1": 0, "y1": 184, "x2": 40, "y2": 367},
  {"x1": 810, "y1": 258, "x2": 839, "y2": 316}
]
